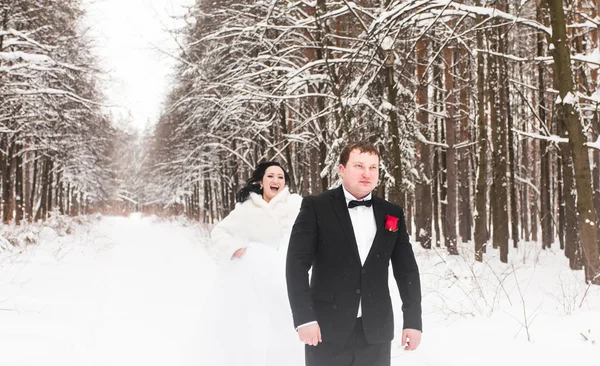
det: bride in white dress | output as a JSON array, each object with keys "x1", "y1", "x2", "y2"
[{"x1": 199, "y1": 162, "x2": 304, "y2": 366}]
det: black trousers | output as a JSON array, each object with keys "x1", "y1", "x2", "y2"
[{"x1": 305, "y1": 318, "x2": 391, "y2": 366}]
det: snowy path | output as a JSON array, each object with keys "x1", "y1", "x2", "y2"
[
  {"x1": 1, "y1": 215, "x2": 599, "y2": 365},
  {"x1": 0, "y1": 215, "x2": 215, "y2": 366}
]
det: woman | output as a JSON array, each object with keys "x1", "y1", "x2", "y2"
[{"x1": 198, "y1": 161, "x2": 304, "y2": 366}]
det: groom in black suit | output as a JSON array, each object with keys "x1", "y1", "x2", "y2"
[{"x1": 286, "y1": 141, "x2": 422, "y2": 366}]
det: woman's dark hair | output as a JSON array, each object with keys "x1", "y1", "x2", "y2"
[{"x1": 235, "y1": 161, "x2": 290, "y2": 203}]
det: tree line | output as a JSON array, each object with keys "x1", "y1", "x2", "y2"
[
  {"x1": 145, "y1": 0, "x2": 600, "y2": 284},
  {"x1": 0, "y1": 0, "x2": 125, "y2": 224}
]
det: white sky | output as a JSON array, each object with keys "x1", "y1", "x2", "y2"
[{"x1": 83, "y1": 0, "x2": 195, "y2": 132}]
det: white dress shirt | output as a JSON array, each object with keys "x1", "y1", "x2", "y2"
[{"x1": 342, "y1": 186, "x2": 377, "y2": 318}]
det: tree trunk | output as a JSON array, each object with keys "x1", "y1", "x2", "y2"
[
  {"x1": 35, "y1": 157, "x2": 49, "y2": 221},
  {"x1": 46, "y1": 159, "x2": 54, "y2": 215},
  {"x1": 520, "y1": 110, "x2": 530, "y2": 241},
  {"x1": 315, "y1": 0, "x2": 330, "y2": 193},
  {"x1": 0, "y1": 136, "x2": 4, "y2": 221},
  {"x1": 440, "y1": 115, "x2": 447, "y2": 247},
  {"x1": 207, "y1": 179, "x2": 214, "y2": 223},
  {"x1": 72, "y1": 188, "x2": 79, "y2": 217},
  {"x1": 415, "y1": 39, "x2": 432, "y2": 249},
  {"x1": 433, "y1": 119, "x2": 441, "y2": 248},
  {"x1": 488, "y1": 41, "x2": 509, "y2": 262},
  {"x1": 538, "y1": 1, "x2": 553, "y2": 250},
  {"x1": 502, "y1": 57, "x2": 519, "y2": 249},
  {"x1": 433, "y1": 59, "x2": 445, "y2": 247},
  {"x1": 3, "y1": 137, "x2": 15, "y2": 224},
  {"x1": 58, "y1": 178, "x2": 64, "y2": 215},
  {"x1": 185, "y1": 195, "x2": 190, "y2": 219},
  {"x1": 29, "y1": 152, "x2": 38, "y2": 221},
  {"x1": 66, "y1": 182, "x2": 70, "y2": 216},
  {"x1": 443, "y1": 47, "x2": 458, "y2": 255},
  {"x1": 279, "y1": 102, "x2": 297, "y2": 192},
  {"x1": 585, "y1": 2, "x2": 600, "y2": 252},
  {"x1": 531, "y1": 136, "x2": 539, "y2": 242},
  {"x1": 24, "y1": 144, "x2": 31, "y2": 221},
  {"x1": 474, "y1": 4, "x2": 488, "y2": 261},
  {"x1": 197, "y1": 182, "x2": 202, "y2": 220},
  {"x1": 15, "y1": 143, "x2": 23, "y2": 225},
  {"x1": 458, "y1": 47, "x2": 472, "y2": 243},
  {"x1": 558, "y1": 129, "x2": 580, "y2": 269},
  {"x1": 386, "y1": 49, "x2": 404, "y2": 208},
  {"x1": 546, "y1": 0, "x2": 600, "y2": 283},
  {"x1": 594, "y1": 113, "x2": 600, "y2": 251},
  {"x1": 310, "y1": 147, "x2": 319, "y2": 194}
]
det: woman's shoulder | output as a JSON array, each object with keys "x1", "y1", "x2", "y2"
[
  {"x1": 212, "y1": 200, "x2": 252, "y2": 226},
  {"x1": 288, "y1": 192, "x2": 303, "y2": 205}
]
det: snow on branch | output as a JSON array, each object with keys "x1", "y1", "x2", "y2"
[
  {"x1": 5, "y1": 88, "x2": 105, "y2": 108},
  {"x1": 415, "y1": 129, "x2": 449, "y2": 149},
  {"x1": 0, "y1": 28, "x2": 54, "y2": 51},
  {"x1": 273, "y1": 58, "x2": 381, "y2": 93},
  {"x1": 586, "y1": 137, "x2": 600, "y2": 151},
  {"x1": 571, "y1": 49, "x2": 600, "y2": 70},
  {"x1": 372, "y1": 1, "x2": 551, "y2": 36},
  {"x1": 515, "y1": 174, "x2": 540, "y2": 196},
  {"x1": 0, "y1": 51, "x2": 54, "y2": 64},
  {"x1": 443, "y1": 1, "x2": 551, "y2": 36},
  {"x1": 295, "y1": 2, "x2": 357, "y2": 26},
  {"x1": 512, "y1": 128, "x2": 568, "y2": 144},
  {"x1": 479, "y1": 48, "x2": 600, "y2": 70}
]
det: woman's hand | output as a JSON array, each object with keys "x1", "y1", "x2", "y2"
[{"x1": 232, "y1": 248, "x2": 247, "y2": 259}]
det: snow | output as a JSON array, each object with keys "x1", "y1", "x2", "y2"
[
  {"x1": 562, "y1": 92, "x2": 579, "y2": 106},
  {"x1": 373, "y1": 1, "x2": 552, "y2": 36},
  {"x1": 555, "y1": 92, "x2": 579, "y2": 106},
  {"x1": 380, "y1": 101, "x2": 396, "y2": 112},
  {"x1": 1, "y1": 215, "x2": 599, "y2": 365},
  {"x1": 592, "y1": 90, "x2": 600, "y2": 104},
  {"x1": 381, "y1": 36, "x2": 394, "y2": 51},
  {"x1": 572, "y1": 48, "x2": 600, "y2": 70},
  {"x1": 0, "y1": 215, "x2": 211, "y2": 366},
  {"x1": 0, "y1": 51, "x2": 54, "y2": 64},
  {"x1": 585, "y1": 136, "x2": 600, "y2": 151}
]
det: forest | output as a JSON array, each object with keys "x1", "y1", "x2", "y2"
[{"x1": 2, "y1": 0, "x2": 600, "y2": 284}]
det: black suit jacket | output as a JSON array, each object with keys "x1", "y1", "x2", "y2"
[{"x1": 286, "y1": 186, "x2": 422, "y2": 344}]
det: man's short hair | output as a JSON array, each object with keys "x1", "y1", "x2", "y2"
[{"x1": 339, "y1": 141, "x2": 380, "y2": 166}]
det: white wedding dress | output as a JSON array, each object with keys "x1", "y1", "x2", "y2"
[{"x1": 197, "y1": 240, "x2": 304, "y2": 366}]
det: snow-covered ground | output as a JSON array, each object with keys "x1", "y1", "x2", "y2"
[{"x1": 0, "y1": 215, "x2": 598, "y2": 365}]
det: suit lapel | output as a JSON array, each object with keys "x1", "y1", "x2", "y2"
[
  {"x1": 331, "y1": 186, "x2": 361, "y2": 263},
  {"x1": 372, "y1": 196, "x2": 386, "y2": 236},
  {"x1": 364, "y1": 196, "x2": 386, "y2": 265}
]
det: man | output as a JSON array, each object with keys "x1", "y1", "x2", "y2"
[{"x1": 286, "y1": 141, "x2": 422, "y2": 366}]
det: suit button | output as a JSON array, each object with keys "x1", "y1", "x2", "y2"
[
  {"x1": 361, "y1": 269, "x2": 366, "y2": 274},
  {"x1": 356, "y1": 289, "x2": 361, "y2": 294}
]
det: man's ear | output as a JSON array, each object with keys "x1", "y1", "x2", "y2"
[{"x1": 338, "y1": 164, "x2": 345, "y2": 176}]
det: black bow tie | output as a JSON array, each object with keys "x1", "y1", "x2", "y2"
[{"x1": 348, "y1": 199, "x2": 372, "y2": 209}]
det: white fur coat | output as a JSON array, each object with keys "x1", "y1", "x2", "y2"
[{"x1": 209, "y1": 187, "x2": 303, "y2": 262}]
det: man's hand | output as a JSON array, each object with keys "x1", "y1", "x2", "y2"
[
  {"x1": 401, "y1": 328, "x2": 421, "y2": 351},
  {"x1": 298, "y1": 323, "x2": 322, "y2": 346},
  {"x1": 232, "y1": 248, "x2": 247, "y2": 258}
]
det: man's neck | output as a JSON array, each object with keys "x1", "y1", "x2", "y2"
[{"x1": 342, "y1": 185, "x2": 371, "y2": 201}]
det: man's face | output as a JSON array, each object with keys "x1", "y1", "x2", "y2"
[{"x1": 339, "y1": 149, "x2": 379, "y2": 200}]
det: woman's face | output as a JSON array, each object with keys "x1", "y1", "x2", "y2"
[{"x1": 261, "y1": 165, "x2": 286, "y2": 203}]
